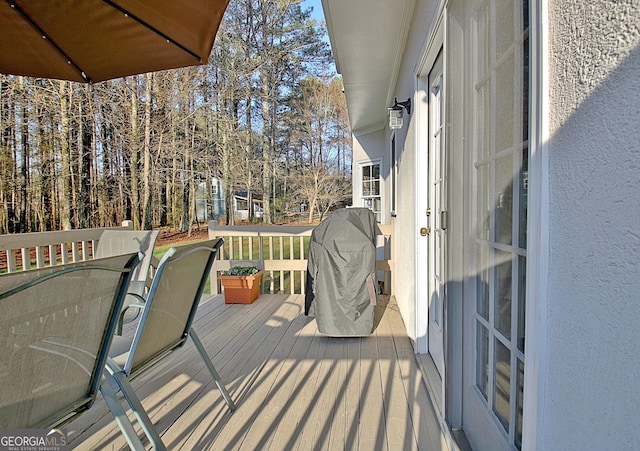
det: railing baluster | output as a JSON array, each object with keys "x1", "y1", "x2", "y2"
[
  {"x1": 71, "y1": 242, "x2": 80, "y2": 263},
  {"x1": 48, "y1": 244, "x2": 56, "y2": 266},
  {"x1": 81, "y1": 240, "x2": 90, "y2": 261},
  {"x1": 289, "y1": 236, "x2": 294, "y2": 260},
  {"x1": 61, "y1": 244, "x2": 69, "y2": 265},
  {"x1": 36, "y1": 246, "x2": 44, "y2": 269},
  {"x1": 21, "y1": 248, "x2": 29, "y2": 271},
  {"x1": 7, "y1": 250, "x2": 17, "y2": 272}
]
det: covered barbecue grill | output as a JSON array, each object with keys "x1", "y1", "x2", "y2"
[{"x1": 304, "y1": 208, "x2": 378, "y2": 336}]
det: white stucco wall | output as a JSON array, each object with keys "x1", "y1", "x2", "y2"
[
  {"x1": 384, "y1": 0, "x2": 442, "y2": 347},
  {"x1": 543, "y1": 2, "x2": 640, "y2": 449},
  {"x1": 390, "y1": 123, "x2": 417, "y2": 337}
]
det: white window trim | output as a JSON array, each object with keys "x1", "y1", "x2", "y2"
[
  {"x1": 357, "y1": 158, "x2": 384, "y2": 220},
  {"x1": 522, "y1": 0, "x2": 549, "y2": 449}
]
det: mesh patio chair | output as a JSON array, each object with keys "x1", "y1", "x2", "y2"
[
  {"x1": 101, "y1": 238, "x2": 235, "y2": 450},
  {"x1": 95, "y1": 229, "x2": 160, "y2": 329},
  {"x1": 0, "y1": 253, "x2": 148, "y2": 450}
]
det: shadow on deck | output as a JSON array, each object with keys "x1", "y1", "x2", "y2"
[{"x1": 67, "y1": 294, "x2": 450, "y2": 450}]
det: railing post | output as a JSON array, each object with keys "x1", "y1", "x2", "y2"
[
  {"x1": 376, "y1": 224, "x2": 393, "y2": 295},
  {"x1": 208, "y1": 220, "x2": 221, "y2": 295}
]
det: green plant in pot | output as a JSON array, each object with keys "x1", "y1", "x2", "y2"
[{"x1": 218, "y1": 265, "x2": 264, "y2": 304}]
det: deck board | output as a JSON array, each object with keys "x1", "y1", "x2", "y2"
[{"x1": 66, "y1": 294, "x2": 451, "y2": 451}]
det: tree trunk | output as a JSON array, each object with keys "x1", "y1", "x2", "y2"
[
  {"x1": 78, "y1": 87, "x2": 92, "y2": 228},
  {"x1": 261, "y1": 82, "x2": 273, "y2": 224},
  {"x1": 130, "y1": 76, "x2": 141, "y2": 229},
  {"x1": 59, "y1": 82, "x2": 73, "y2": 230},
  {"x1": 142, "y1": 73, "x2": 153, "y2": 230},
  {"x1": 18, "y1": 78, "x2": 30, "y2": 232}
]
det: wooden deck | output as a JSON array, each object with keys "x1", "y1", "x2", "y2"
[{"x1": 67, "y1": 294, "x2": 451, "y2": 450}]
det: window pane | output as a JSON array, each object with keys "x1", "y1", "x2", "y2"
[
  {"x1": 476, "y1": 83, "x2": 490, "y2": 160},
  {"x1": 478, "y1": 163, "x2": 490, "y2": 240},
  {"x1": 519, "y1": 157, "x2": 528, "y2": 248},
  {"x1": 372, "y1": 163, "x2": 380, "y2": 179},
  {"x1": 496, "y1": 0, "x2": 515, "y2": 60},
  {"x1": 494, "y1": 250, "x2": 512, "y2": 339},
  {"x1": 477, "y1": 5, "x2": 490, "y2": 78},
  {"x1": 476, "y1": 323, "x2": 489, "y2": 400},
  {"x1": 493, "y1": 338, "x2": 511, "y2": 431},
  {"x1": 373, "y1": 180, "x2": 380, "y2": 196},
  {"x1": 363, "y1": 165, "x2": 371, "y2": 179},
  {"x1": 515, "y1": 358, "x2": 525, "y2": 449},
  {"x1": 477, "y1": 245, "x2": 489, "y2": 319},
  {"x1": 494, "y1": 154, "x2": 513, "y2": 245},
  {"x1": 517, "y1": 256, "x2": 526, "y2": 352},
  {"x1": 522, "y1": 36, "x2": 530, "y2": 142},
  {"x1": 495, "y1": 54, "x2": 515, "y2": 152}
]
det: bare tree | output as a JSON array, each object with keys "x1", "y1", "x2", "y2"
[{"x1": 0, "y1": 0, "x2": 347, "y2": 232}]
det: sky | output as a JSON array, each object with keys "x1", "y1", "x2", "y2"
[
  {"x1": 303, "y1": 0, "x2": 325, "y2": 23},
  {"x1": 302, "y1": 0, "x2": 337, "y2": 75}
]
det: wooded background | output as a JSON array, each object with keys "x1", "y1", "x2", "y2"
[{"x1": 0, "y1": 0, "x2": 351, "y2": 234}]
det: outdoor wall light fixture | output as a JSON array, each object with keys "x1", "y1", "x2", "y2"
[{"x1": 388, "y1": 97, "x2": 412, "y2": 130}]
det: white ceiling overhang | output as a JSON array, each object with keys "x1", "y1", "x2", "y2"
[{"x1": 321, "y1": 0, "x2": 415, "y2": 134}]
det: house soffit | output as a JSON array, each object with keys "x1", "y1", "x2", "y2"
[{"x1": 321, "y1": 0, "x2": 415, "y2": 133}]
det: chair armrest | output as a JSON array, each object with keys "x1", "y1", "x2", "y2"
[{"x1": 116, "y1": 293, "x2": 147, "y2": 336}]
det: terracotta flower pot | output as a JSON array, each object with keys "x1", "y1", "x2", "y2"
[{"x1": 218, "y1": 270, "x2": 264, "y2": 304}]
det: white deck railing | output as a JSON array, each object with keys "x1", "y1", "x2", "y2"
[
  {"x1": 0, "y1": 221, "x2": 394, "y2": 296},
  {"x1": 0, "y1": 222, "x2": 133, "y2": 273},
  {"x1": 208, "y1": 222, "x2": 393, "y2": 295}
]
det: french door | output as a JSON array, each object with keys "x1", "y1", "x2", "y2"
[
  {"x1": 460, "y1": 0, "x2": 529, "y2": 449},
  {"x1": 428, "y1": 51, "x2": 445, "y2": 377}
]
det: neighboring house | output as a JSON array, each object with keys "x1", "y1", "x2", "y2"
[
  {"x1": 196, "y1": 179, "x2": 225, "y2": 222},
  {"x1": 196, "y1": 180, "x2": 263, "y2": 223},
  {"x1": 321, "y1": 1, "x2": 639, "y2": 450},
  {"x1": 233, "y1": 193, "x2": 264, "y2": 221}
]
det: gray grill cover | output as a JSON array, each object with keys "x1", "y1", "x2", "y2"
[{"x1": 305, "y1": 208, "x2": 377, "y2": 336}]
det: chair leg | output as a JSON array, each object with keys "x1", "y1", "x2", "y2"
[
  {"x1": 104, "y1": 359, "x2": 168, "y2": 451},
  {"x1": 100, "y1": 375, "x2": 146, "y2": 451},
  {"x1": 189, "y1": 329, "x2": 236, "y2": 412}
]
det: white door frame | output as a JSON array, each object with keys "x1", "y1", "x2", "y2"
[
  {"x1": 415, "y1": 14, "x2": 445, "y2": 356},
  {"x1": 415, "y1": 75, "x2": 430, "y2": 355},
  {"x1": 428, "y1": 50, "x2": 445, "y2": 376}
]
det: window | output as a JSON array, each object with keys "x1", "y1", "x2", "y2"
[
  {"x1": 472, "y1": 0, "x2": 529, "y2": 448},
  {"x1": 361, "y1": 161, "x2": 381, "y2": 222}
]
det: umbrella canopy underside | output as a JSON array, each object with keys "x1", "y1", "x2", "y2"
[{"x1": 0, "y1": 0, "x2": 230, "y2": 83}]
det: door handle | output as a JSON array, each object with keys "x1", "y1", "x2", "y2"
[{"x1": 420, "y1": 227, "x2": 431, "y2": 236}]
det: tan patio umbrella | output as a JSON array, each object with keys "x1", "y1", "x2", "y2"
[{"x1": 0, "y1": 0, "x2": 230, "y2": 83}]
